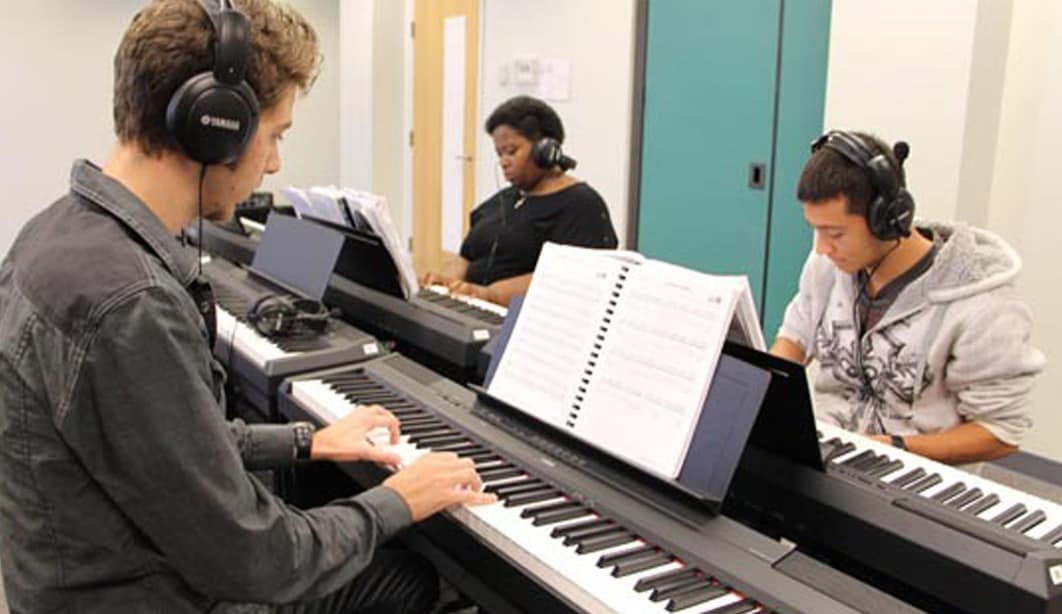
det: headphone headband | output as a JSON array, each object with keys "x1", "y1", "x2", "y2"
[
  {"x1": 810, "y1": 130, "x2": 914, "y2": 241},
  {"x1": 166, "y1": 0, "x2": 259, "y2": 165}
]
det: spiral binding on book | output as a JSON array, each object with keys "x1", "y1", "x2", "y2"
[{"x1": 566, "y1": 265, "x2": 630, "y2": 428}]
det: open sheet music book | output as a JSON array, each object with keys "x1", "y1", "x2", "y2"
[
  {"x1": 282, "y1": 185, "x2": 420, "y2": 299},
  {"x1": 487, "y1": 242, "x2": 765, "y2": 479}
]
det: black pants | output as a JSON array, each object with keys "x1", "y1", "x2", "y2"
[{"x1": 278, "y1": 549, "x2": 438, "y2": 614}]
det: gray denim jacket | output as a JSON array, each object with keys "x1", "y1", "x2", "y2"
[{"x1": 0, "y1": 160, "x2": 411, "y2": 613}]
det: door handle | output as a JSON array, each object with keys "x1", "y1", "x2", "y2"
[{"x1": 748, "y1": 162, "x2": 767, "y2": 190}]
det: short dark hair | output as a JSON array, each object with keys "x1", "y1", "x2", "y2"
[
  {"x1": 796, "y1": 131, "x2": 905, "y2": 216},
  {"x1": 113, "y1": 0, "x2": 321, "y2": 157},
  {"x1": 485, "y1": 96, "x2": 565, "y2": 143}
]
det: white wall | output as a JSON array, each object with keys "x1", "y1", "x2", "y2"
[
  {"x1": 824, "y1": 1, "x2": 981, "y2": 223},
  {"x1": 477, "y1": 0, "x2": 636, "y2": 245},
  {"x1": 0, "y1": 0, "x2": 342, "y2": 256},
  {"x1": 986, "y1": 2, "x2": 1062, "y2": 461}
]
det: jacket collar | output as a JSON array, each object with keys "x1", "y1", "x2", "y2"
[{"x1": 69, "y1": 159, "x2": 198, "y2": 286}]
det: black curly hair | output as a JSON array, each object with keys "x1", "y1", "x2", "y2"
[{"x1": 485, "y1": 96, "x2": 565, "y2": 143}]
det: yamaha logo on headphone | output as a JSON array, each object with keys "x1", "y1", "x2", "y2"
[{"x1": 200, "y1": 114, "x2": 241, "y2": 132}]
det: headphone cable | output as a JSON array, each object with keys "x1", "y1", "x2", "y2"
[
  {"x1": 853, "y1": 238, "x2": 901, "y2": 434},
  {"x1": 197, "y1": 164, "x2": 208, "y2": 277}
]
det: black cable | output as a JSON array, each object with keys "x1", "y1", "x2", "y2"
[
  {"x1": 852, "y1": 239, "x2": 901, "y2": 433},
  {"x1": 197, "y1": 164, "x2": 208, "y2": 277}
]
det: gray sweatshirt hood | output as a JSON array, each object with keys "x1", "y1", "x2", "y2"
[{"x1": 921, "y1": 221, "x2": 1021, "y2": 303}]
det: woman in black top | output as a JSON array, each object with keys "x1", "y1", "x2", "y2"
[{"x1": 421, "y1": 96, "x2": 618, "y2": 306}]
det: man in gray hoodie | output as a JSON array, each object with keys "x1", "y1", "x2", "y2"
[{"x1": 771, "y1": 130, "x2": 1044, "y2": 465}]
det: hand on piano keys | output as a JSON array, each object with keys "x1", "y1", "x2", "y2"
[
  {"x1": 309, "y1": 404, "x2": 403, "y2": 466},
  {"x1": 424, "y1": 283, "x2": 508, "y2": 318},
  {"x1": 381, "y1": 452, "x2": 498, "y2": 522}
]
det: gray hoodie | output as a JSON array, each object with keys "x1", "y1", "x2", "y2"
[{"x1": 777, "y1": 221, "x2": 1045, "y2": 445}]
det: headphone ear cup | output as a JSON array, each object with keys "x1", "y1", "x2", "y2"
[
  {"x1": 531, "y1": 138, "x2": 561, "y2": 169},
  {"x1": 166, "y1": 72, "x2": 259, "y2": 165},
  {"x1": 289, "y1": 298, "x2": 331, "y2": 334}
]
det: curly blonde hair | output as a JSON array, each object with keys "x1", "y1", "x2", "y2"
[{"x1": 113, "y1": 0, "x2": 320, "y2": 156}]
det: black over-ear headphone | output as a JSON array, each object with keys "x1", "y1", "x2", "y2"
[
  {"x1": 810, "y1": 131, "x2": 914, "y2": 241},
  {"x1": 245, "y1": 295, "x2": 332, "y2": 338},
  {"x1": 531, "y1": 137, "x2": 578, "y2": 171},
  {"x1": 166, "y1": 0, "x2": 260, "y2": 165}
]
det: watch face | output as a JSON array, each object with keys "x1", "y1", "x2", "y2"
[{"x1": 294, "y1": 422, "x2": 315, "y2": 460}]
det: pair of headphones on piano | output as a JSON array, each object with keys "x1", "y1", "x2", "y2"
[
  {"x1": 166, "y1": 0, "x2": 260, "y2": 165},
  {"x1": 246, "y1": 295, "x2": 333, "y2": 338},
  {"x1": 810, "y1": 131, "x2": 914, "y2": 242}
]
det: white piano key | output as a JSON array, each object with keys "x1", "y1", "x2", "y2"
[
  {"x1": 291, "y1": 380, "x2": 356, "y2": 424},
  {"x1": 819, "y1": 422, "x2": 1062, "y2": 548},
  {"x1": 425, "y1": 284, "x2": 508, "y2": 318}
]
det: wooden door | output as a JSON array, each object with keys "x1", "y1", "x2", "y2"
[{"x1": 412, "y1": 0, "x2": 479, "y2": 275}]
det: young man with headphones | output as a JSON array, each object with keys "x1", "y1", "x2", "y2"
[
  {"x1": 0, "y1": 1, "x2": 493, "y2": 612},
  {"x1": 771, "y1": 130, "x2": 1044, "y2": 465},
  {"x1": 422, "y1": 95, "x2": 619, "y2": 306}
]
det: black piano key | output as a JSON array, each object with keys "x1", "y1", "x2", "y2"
[
  {"x1": 865, "y1": 459, "x2": 904, "y2": 479},
  {"x1": 907, "y1": 474, "x2": 943, "y2": 494},
  {"x1": 1039, "y1": 523, "x2": 1062, "y2": 545},
  {"x1": 477, "y1": 465, "x2": 519, "y2": 480},
  {"x1": 709, "y1": 598, "x2": 760, "y2": 614},
  {"x1": 484, "y1": 478, "x2": 539, "y2": 495},
  {"x1": 1010, "y1": 509, "x2": 1047, "y2": 534},
  {"x1": 650, "y1": 577, "x2": 710, "y2": 602},
  {"x1": 839, "y1": 449, "x2": 876, "y2": 468},
  {"x1": 930, "y1": 482, "x2": 966, "y2": 503},
  {"x1": 401, "y1": 424, "x2": 450, "y2": 436},
  {"x1": 635, "y1": 567, "x2": 700, "y2": 593},
  {"x1": 946, "y1": 487, "x2": 983, "y2": 509},
  {"x1": 522, "y1": 499, "x2": 581, "y2": 520},
  {"x1": 467, "y1": 451, "x2": 502, "y2": 463},
  {"x1": 504, "y1": 488, "x2": 561, "y2": 508},
  {"x1": 850, "y1": 453, "x2": 887, "y2": 472},
  {"x1": 574, "y1": 531, "x2": 635, "y2": 554},
  {"x1": 407, "y1": 431, "x2": 461, "y2": 445},
  {"x1": 823, "y1": 441, "x2": 858, "y2": 463},
  {"x1": 551, "y1": 517, "x2": 610, "y2": 539},
  {"x1": 889, "y1": 467, "x2": 925, "y2": 488},
  {"x1": 666, "y1": 584, "x2": 728, "y2": 611},
  {"x1": 596, "y1": 543, "x2": 657, "y2": 568},
  {"x1": 963, "y1": 493, "x2": 1000, "y2": 516},
  {"x1": 431, "y1": 441, "x2": 480, "y2": 454},
  {"x1": 990, "y1": 503, "x2": 1027, "y2": 526},
  {"x1": 392, "y1": 413, "x2": 436, "y2": 424},
  {"x1": 561, "y1": 524, "x2": 622, "y2": 546},
  {"x1": 612, "y1": 552, "x2": 673, "y2": 578},
  {"x1": 532, "y1": 506, "x2": 589, "y2": 527}
]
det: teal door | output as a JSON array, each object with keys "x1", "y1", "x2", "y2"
[
  {"x1": 635, "y1": 0, "x2": 830, "y2": 340},
  {"x1": 637, "y1": 0, "x2": 781, "y2": 308}
]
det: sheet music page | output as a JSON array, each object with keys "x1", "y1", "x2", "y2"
[
  {"x1": 343, "y1": 189, "x2": 419, "y2": 298},
  {"x1": 573, "y1": 260, "x2": 742, "y2": 478},
  {"x1": 487, "y1": 243, "x2": 635, "y2": 427}
]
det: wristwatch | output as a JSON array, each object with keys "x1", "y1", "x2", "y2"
[
  {"x1": 890, "y1": 434, "x2": 907, "y2": 451},
  {"x1": 292, "y1": 422, "x2": 316, "y2": 461}
]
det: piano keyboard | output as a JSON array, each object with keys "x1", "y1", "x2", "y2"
[
  {"x1": 282, "y1": 358, "x2": 894, "y2": 614},
  {"x1": 418, "y1": 284, "x2": 508, "y2": 327},
  {"x1": 213, "y1": 285, "x2": 325, "y2": 365},
  {"x1": 818, "y1": 422, "x2": 1062, "y2": 550}
]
